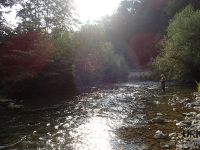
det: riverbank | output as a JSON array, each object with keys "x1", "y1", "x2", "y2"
[
  {"x1": 142, "y1": 85, "x2": 200, "y2": 149},
  {"x1": 164, "y1": 92, "x2": 200, "y2": 150}
]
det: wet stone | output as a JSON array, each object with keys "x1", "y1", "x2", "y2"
[
  {"x1": 173, "y1": 108, "x2": 176, "y2": 111},
  {"x1": 8, "y1": 102, "x2": 23, "y2": 109},
  {"x1": 195, "y1": 114, "x2": 200, "y2": 120},
  {"x1": 193, "y1": 92, "x2": 200, "y2": 97},
  {"x1": 169, "y1": 139, "x2": 176, "y2": 146},
  {"x1": 176, "y1": 121, "x2": 189, "y2": 127},
  {"x1": 195, "y1": 97, "x2": 200, "y2": 101},
  {"x1": 156, "y1": 113, "x2": 163, "y2": 116},
  {"x1": 154, "y1": 130, "x2": 168, "y2": 139},
  {"x1": 0, "y1": 99, "x2": 13, "y2": 103},
  {"x1": 180, "y1": 98, "x2": 193, "y2": 104},
  {"x1": 148, "y1": 116, "x2": 167, "y2": 124},
  {"x1": 169, "y1": 132, "x2": 177, "y2": 137},
  {"x1": 182, "y1": 113, "x2": 192, "y2": 117}
]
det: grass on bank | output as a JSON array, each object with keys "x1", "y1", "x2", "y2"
[
  {"x1": 198, "y1": 83, "x2": 200, "y2": 93},
  {"x1": 196, "y1": 81, "x2": 200, "y2": 92}
]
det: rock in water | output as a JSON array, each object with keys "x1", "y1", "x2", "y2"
[
  {"x1": 157, "y1": 113, "x2": 163, "y2": 116},
  {"x1": 154, "y1": 130, "x2": 168, "y2": 139},
  {"x1": 0, "y1": 99, "x2": 13, "y2": 103},
  {"x1": 8, "y1": 102, "x2": 23, "y2": 109},
  {"x1": 148, "y1": 116, "x2": 166, "y2": 124}
]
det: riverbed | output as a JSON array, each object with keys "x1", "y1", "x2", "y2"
[{"x1": 0, "y1": 82, "x2": 195, "y2": 150}]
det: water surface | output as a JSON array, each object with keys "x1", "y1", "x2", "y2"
[{"x1": 0, "y1": 82, "x2": 195, "y2": 150}]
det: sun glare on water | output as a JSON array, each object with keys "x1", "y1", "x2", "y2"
[
  {"x1": 75, "y1": 0, "x2": 122, "y2": 23},
  {"x1": 71, "y1": 117, "x2": 115, "y2": 150}
]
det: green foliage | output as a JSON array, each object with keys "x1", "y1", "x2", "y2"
[
  {"x1": 153, "y1": 5, "x2": 200, "y2": 80},
  {"x1": 102, "y1": 0, "x2": 169, "y2": 68},
  {"x1": 53, "y1": 31, "x2": 74, "y2": 62},
  {"x1": 195, "y1": 81, "x2": 200, "y2": 92},
  {"x1": 0, "y1": 32, "x2": 54, "y2": 81},
  {"x1": 165, "y1": 0, "x2": 188, "y2": 17},
  {"x1": 3, "y1": 0, "x2": 200, "y2": 99},
  {"x1": 0, "y1": 31, "x2": 79, "y2": 97},
  {"x1": 74, "y1": 24, "x2": 129, "y2": 85},
  {"x1": 0, "y1": 0, "x2": 16, "y2": 7},
  {"x1": 106, "y1": 0, "x2": 200, "y2": 68},
  {"x1": 102, "y1": 43, "x2": 130, "y2": 82},
  {"x1": 0, "y1": 1, "x2": 15, "y2": 44},
  {"x1": 198, "y1": 83, "x2": 200, "y2": 92},
  {"x1": 0, "y1": 32, "x2": 55, "y2": 96},
  {"x1": 16, "y1": 0, "x2": 77, "y2": 33},
  {"x1": 0, "y1": 21, "x2": 13, "y2": 44}
]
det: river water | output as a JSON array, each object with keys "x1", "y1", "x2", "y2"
[{"x1": 0, "y1": 82, "x2": 195, "y2": 150}]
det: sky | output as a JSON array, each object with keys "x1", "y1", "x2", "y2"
[
  {"x1": 3, "y1": 0, "x2": 122, "y2": 26},
  {"x1": 74, "y1": 0, "x2": 122, "y2": 23}
]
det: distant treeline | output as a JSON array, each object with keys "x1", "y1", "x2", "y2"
[{"x1": 0, "y1": 0, "x2": 200, "y2": 99}]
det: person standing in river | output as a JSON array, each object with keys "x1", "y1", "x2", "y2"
[{"x1": 160, "y1": 74, "x2": 166, "y2": 92}]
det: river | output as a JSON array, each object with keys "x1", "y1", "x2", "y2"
[{"x1": 0, "y1": 82, "x2": 195, "y2": 150}]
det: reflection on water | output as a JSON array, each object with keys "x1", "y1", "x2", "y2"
[
  {"x1": 0, "y1": 82, "x2": 195, "y2": 150},
  {"x1": 71, "y1": 117, "x2": 113, "y2": 150}
]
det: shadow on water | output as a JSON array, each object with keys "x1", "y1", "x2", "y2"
[{"x1": 0, "y1": 82, "x2": 195, "y2": 150}]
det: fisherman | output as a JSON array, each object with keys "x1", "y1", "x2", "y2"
[{"x1": 160, "y1": 74, "x2": 166, "y2": 92}]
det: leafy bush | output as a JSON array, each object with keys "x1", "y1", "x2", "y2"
[
  {"x1": 197, "y1": 82, "x2": 200, "y2": 92},
  {"x1": 0, "y1": 32, "x2": 54, "y2": 96},
  {"x1": 0, "y1": 31, "x2": 79, "y2": 98},
  {"x1": 153, "y1": 5, "x2": 200, "y2": 81},
  {"x1": 73, "y1": 24, "x2": 129, "y2": 86},
  {"x1": 0, "y1": 32, "x2": 54, "y2": 82}
]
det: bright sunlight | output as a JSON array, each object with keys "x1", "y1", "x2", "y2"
[{"x1": 75, "y1": 0, "x2": 122, "y2": 23}]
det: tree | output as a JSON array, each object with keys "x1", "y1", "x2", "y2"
[
  {"x1": 0, "y1": 32, "x2": 55, "y2": 96},
  {"x1": 0, "y1": 32, "x2": 54, "y2": 81},
  {"x1": 165, "y1": 0, "x2": 200, "y2": 18},
  {"x1": 104, "y1": 0, "x2": 168, "y2": 68},
  {"x1": 105, "y1": 0, "x2": 200, "y2": 69},
  {"x1": 0, "y1": 0, "x2": 16, "y2": 43},
  {"x1": 0, "y1": 0, "x2": 16, "y2": 7},
  {"x1": 73, "y1": 24, "x2": 129, "y2": 85},
  {"x1": 16, "y1": 0, "x2": 77, "y2": 33},
  {"x1": 153, "y1": 6, "x2": 200, "y2": 80},
  {"x1": 0, "y1": 0, "x2": 79, "y2": 98},
  {"x1": 0, "y1": 30, "x2": 80, "y2": 97}
]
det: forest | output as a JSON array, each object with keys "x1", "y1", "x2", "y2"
[{"x1": 0, "y1": 0, "x2": 200, "y2": 99}]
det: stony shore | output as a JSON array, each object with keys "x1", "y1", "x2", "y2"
[{"x1": 149, "y1": 92, "x2": 200, "y2": 150}]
